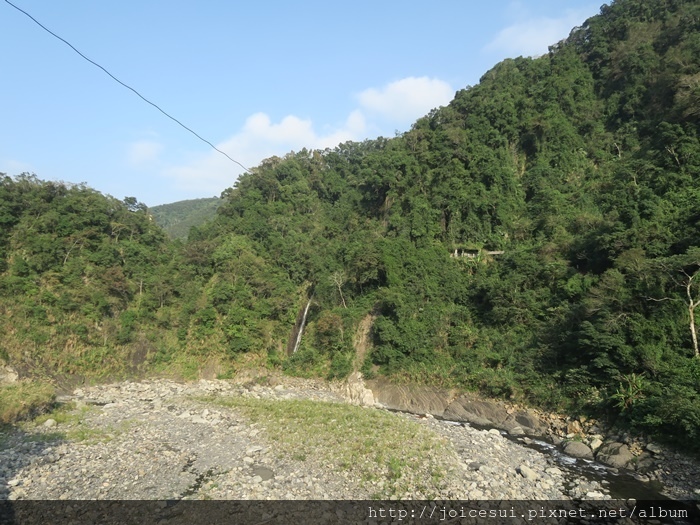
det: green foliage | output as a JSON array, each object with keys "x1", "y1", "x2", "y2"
[
  {"x1": 0, "y1": 382, "x2": 55, "y2": 425},
  {"x1": 315, "y1": 311, "x2": 345, "y2": 353},
  {"x1": 611, "y1": 373, "x2": 648, "y2": 411},
  {"x1": 283, "y1": 346, "x2": 325, "y2": 378},
  {"x1": 3, "y1": 0, "x2": 700, "y2": 453},
  {"x1": 0, "y1": 175, "x2": 174, "y2": 376}
]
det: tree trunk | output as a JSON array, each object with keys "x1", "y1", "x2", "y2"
[
  {"x1": 686, "y1": 278, "x2": 700, "y2": 358},
  {"x1": 690, "y1": 302, "x2": 699, "y2": 358}
]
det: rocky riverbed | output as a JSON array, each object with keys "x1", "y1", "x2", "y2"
[{"x1": 0, "y1": 376, "x2": 698, "y2": 502}]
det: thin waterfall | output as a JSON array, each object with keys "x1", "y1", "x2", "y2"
[{"x1": 292, "y1": 296, "x2": 313, "y2": 354}]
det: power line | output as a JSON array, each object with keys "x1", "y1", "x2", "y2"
[{"x1": 4, "y1": 0, "x2": 251, "y2": 174}]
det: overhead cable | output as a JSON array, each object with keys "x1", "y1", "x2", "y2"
[{"x1": 4, "y1": 0, "x2": 251, "y2": 173}]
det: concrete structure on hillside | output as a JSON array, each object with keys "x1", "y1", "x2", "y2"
[{"x1": 450, "y1": 247, "x2": 504, "y2": 259}]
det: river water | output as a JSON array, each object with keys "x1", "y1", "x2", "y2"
[
  {"x1": 436, "y1": 418, "x2": 667, "y2": 500},
  {"x1": 432, "y1": 418, "x2": 700, "y2": 524}
]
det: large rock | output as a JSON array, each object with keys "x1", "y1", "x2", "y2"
[
  {"x1": 443, "y1": 396, "x2": 507, "y2": 426},
  {"x1": 518, "y1": 465, "x2": 539, "y2": 481},
  {"x1": 596, "y1": 442, "x2": 635, "y2": 469},
  {"x1": 633, "y1": 452, "x2": 656, "y2": 473},
  {"x1": 508, "y1": 426, "x2": 525, "y2": 436},
  {"x1": 563, "y1": 441, "x2": 594, "y2": 460},
  {"x1": 431, "y1": 395, "x2": 548, "y2": 436},
  {"x1": 646, "y1": 443, "x2": 663, "y2": 455}
]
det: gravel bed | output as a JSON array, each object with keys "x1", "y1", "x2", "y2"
[{"x1": 0, "y1": 378, "x2": 667, "y2": 501}]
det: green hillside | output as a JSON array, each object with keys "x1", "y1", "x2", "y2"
[
  {"x1": 2, "y1": 0, "x2": 699, "y2": 451},
  {"x1": 190, "y1": 0, "x2": 700, "y2": 448},
  {"x1": 150, "y1": 197, "x2": 222, "y2": 240},
  {"x1": 0, "y1": 176, "x2": 177, "y2": 377}
]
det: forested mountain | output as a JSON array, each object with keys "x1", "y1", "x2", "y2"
[
  {"x1": 1, "y1": 0, "x2": 699, "y2": 451},
  {"x1": 0, "y1": 175, "x2": 180, "y2": 376},
  {"x1": 150, "y1": 197, "x2": 221, "y2": 240}
]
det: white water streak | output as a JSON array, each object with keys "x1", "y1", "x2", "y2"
[{"x1": 292, "y1": 297, "x2": 313, "y2": 354}]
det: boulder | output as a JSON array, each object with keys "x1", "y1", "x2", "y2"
[
  {"x1": 596, "y1": 442, "x2": 635, "y2": 469},
  {"x1": 443, "y1": 396, "x2": 509, "y2": 427},
  {"x1": 508, "y1": 426, "x2": 525, "y2": 436},
  {"x1": 518, "y1": 465, "x2": 538, "y2": 481},
  {"x1": 645, "y1": 443, "x2": 663, "y2": 455},
  {"x1": 563, "y1": 441, "x2": 594, "y2": 460},
  {"x1": 586, "y1": 491, "x2": 606, "y2": 499},
  {"x1": 588, "y1": 424, "x2": 603, "y2": 434}
]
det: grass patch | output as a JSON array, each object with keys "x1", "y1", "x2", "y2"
[
  {"x1": 198, "y1": 396, "x2": 453, "y2": 497},
  {"x1": 64, "y1": 425, "x2": 112, "y2": 444},
  {"x1": 0, "y1": 381, "x2": 55, "y2": 425},
  {"x1": 20, "y1": 403, "x2": 134, "y2": 444},
  {"x1": 31, "y1": 401, "x2": 84, "y2": 426}
]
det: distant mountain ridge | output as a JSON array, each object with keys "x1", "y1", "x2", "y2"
[{"x1": 149, "y1": 197, "x2": 221, "y2": 240}]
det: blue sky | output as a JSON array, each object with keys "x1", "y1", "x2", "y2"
[{"x1": 1, "y1": 0, "x2": 602, "y2": 207}]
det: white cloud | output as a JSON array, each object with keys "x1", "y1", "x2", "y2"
[
  {"x1": 163, "y1": 76, "x2": 453, "y2": 196},
  {"x1": 126, "y1": 140, "x2": 163, "y2": 166},
  {"x1": 357, "y1": 77, "x2": 454, "y2": 124},
  {"x1": 163, "y1": 110, "x2": 368, "y2": 195},
  {"x1": 485, "y1": 7, "x2": 595, "y2": 58}
]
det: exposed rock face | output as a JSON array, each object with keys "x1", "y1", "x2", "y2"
[
  {"x1": 365, "y1": 378, "x2": 455, "y2": 416},
  {"x1": 512, "y1": 410, "x2": 548, "y2": 435},
  {"x1": 343, "y1": 372, "x2": 375, "y2": 406},
  {"x1": 596, "y1": 442, "x2": 635, "y2": 469},
  {"x1": 366, "y1": 379, "x2": 547, "y2": 436},
  {"x1": 352, "y1": 314, "x2": 375, "y2": 372},
  {"x1": 364, "y1": 381, "x2": 549, "y2": 437},
  {"x1": 443, "y1": 396, "x2": 548, "y2": 437}
]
